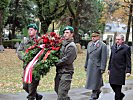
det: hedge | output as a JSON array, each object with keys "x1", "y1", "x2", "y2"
[{"x1": 3, "y1": 39, "x2": 21, "y2": 49}]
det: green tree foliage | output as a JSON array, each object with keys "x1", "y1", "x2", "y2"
[
  {"x1": 62, "y1": 0, "x2": 104, "y2": 42},
  {"x1": 67, "y1": 0, "x2": 85, "y2": 43},
  {"x1": 34, "y1": 0, "x2": 68, "y2": 34},
  {"x1": 4, "y1": 0, "x2": 106, "y2": 44},
  {"x1": 79, "y1": 0, "x2": 105, "y2": 35},
  {"x1": 0, "y1": 0, "x2": 10, "y2": 45},
  {"x1": 7, "y1": 0, "x2": 36, "y2": 39}
]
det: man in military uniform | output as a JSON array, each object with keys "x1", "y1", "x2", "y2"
[
  {"x1": 84, "y1": 32, "x2": 107, "y2": 100},
  {"x1": 17, "y1": 24, "x2": 42, "y2": 100},
  {"x1": 54, "y1": 26, "x2": 77, "y2": 100}
]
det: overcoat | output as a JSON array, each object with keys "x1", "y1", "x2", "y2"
[
  {"x1": 84, "y1": 40, "x2": 107, "y2": 90},
  {"x1": 108, "y1": 44, "x2": 131, "y2": 85}
]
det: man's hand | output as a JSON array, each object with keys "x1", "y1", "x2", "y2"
[
  {"x1": 85, "y1": 68, "x2": 87, "y2": 71},
  {"x1": 107, "y1": 70, "x2": 110, "y2": 75},
  {"x1": 126, "y1": 73, "x2": 131, "y2": 78},
  {"x1": 55, "y1": 62, "x2": 59, "y2": 67},
  {"x1": 101, "y1": 70, "x2": 105, "y2": 74}
]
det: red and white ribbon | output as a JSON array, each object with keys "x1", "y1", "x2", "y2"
[
  {"x1": 23, "y1": 43, "x2": 60, "y2": 83},
  {"x1": 23, "y1": 44, "x2": 45, "y2": 83},
  {"x1": 23, "y1": 49, "x2": 44, "y2": 83}
]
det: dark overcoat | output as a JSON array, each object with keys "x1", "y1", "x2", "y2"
[
  {"x1": 84, "y1": 40, "x2": 107, "y2": 90},
  {"x1": 108, "y1": 44, "x2": 131, "y2": 85}
]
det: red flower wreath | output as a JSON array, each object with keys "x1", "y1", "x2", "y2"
[{"x1": 23, "y1": 32, "x2": 63, "y2": 83}]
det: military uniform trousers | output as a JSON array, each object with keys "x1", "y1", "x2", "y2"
[
  {"x1": 23, "y1": 78, "x2": 40, "y2": 100},
  {"x1": 54, "y1": 72, "x2": 73, "y2": 100}
]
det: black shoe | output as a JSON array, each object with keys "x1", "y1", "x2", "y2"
[
  {"x1": 91, "y1": 90, "x2": 101, "y2": 99},
  {"x1": 36, "y1": 94, "x2": 43, "y2": 100},
  {"x1": 96, "y1": 90, "x2": 101, "y2": 99},
  {"x1": 121, "y1": 93, "x2": 125, "y2": 100},
  {"x1": 91, "y1": 93, "x2": 98, "y2": 99},
  {"x1": 90, "y1": 98, "x2": 97, "y2": 100}
]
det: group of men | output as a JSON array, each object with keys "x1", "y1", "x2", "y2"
[
  {"x1": 17, "y1": 24, "x2": 77, "y2": 100},
  {"x1": 84, "y1": 32, "x2": 131, "y2": 100},
  {"x1": 17, "y1": 23, "x2": 131, "y2": 100}
]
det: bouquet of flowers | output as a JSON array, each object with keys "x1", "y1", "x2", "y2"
[{"x1": 23, "y1": 32, "x2": 63, "y2": 83}]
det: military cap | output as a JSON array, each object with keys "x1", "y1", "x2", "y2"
[
  {"x1": 27, "y1": 23, "x2": 38, "y2": 30},
  {"x1": 63, "y1": 26, "x2": 74, "y2": 33},
  {"x1": 91, "y1": 32, "x2": 100, "y2": 37}
]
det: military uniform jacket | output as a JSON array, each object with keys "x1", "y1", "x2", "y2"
[
  {"x1": 17, "y1": 36, "x2": 39, "y2": 63},
  {"x1": 56, "y1": 39, "x2": 77, "y2": 73},
  {"x1": 108, "y1": 44, "x2": 131, "y2": 85},
  {"x1": 84, "y1": 40, "x2": 107, "y2": 90}
]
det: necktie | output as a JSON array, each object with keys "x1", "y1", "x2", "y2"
[{"x1": 117, "y1": 45, "x2": 120, "y2": 50}]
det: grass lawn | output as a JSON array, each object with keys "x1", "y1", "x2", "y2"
[{"x1": 0, "y1": 49, "x2": 132, "y2": 93}]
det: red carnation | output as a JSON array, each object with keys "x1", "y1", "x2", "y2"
[
  {"x1": 42, "y1": 37, "x2": 49, "y2": 44},
  {"x1": 50, "y1": 32, "x2": 56, "y2": 37},
  {"x1": 41, "y1": 34, "x2": 49, "y2": 44}
]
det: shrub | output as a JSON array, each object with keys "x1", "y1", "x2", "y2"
[{"x1": 3, "y1": 39, "x2": 21, "y2": 48}]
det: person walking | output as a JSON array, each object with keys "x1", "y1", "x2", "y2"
[
  {"x1": 84, "y1": 32, "x2": 107, "y2": 100},
  {"x1": 108, "y1": 34, "x2": 131, "y2": 100},
  {"x1": 54, "y1": 26, "x2": 77, "y2": 100},
  {"x1": 17, "y1": 24, "x2": 42, "y2": 100}
]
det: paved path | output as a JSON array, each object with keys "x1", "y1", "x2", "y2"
[{"x1": 1, "y1": 80, "x2": 133, "y2": 100}]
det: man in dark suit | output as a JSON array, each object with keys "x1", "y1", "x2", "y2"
[{"x1": 108, "y1": 34, "x2": 131, "y2": 100}]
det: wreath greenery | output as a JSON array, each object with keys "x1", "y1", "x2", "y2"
[{"x1": 23, "y1": 32, "x2": 62, "y2": 81}]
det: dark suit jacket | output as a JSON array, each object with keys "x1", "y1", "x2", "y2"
[{"x1": 108, "y1": 43, "x2": 131, "y2": 85}]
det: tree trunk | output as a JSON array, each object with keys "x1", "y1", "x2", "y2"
[
  {"x1": 38, "y1": 8, "x2": 52, "y2": 34},
  {"x1": 40, "y1": 18, "x2": 52, "y2": 34},
  {"x1": 11, "y1": 0, "x2": 20, "y2": 39},
  {"x1": 12, "y1": 21, "x2": 16, "y2": 39},
  {"x1": 125, "y1": 3, "x2": 132, "y2": 44},
  {"x1": 0, "y1": 10, "x2": 3, "y2": 45},
  {"x1": 73, "y1": 18, "x2": 80, "y2": 43},
  {"x1": 132, "y1": 15, "x2": 133, "y2": 52},
  {"x1": 69, "y1": 17, "x2": 73, "y2": 26},
  {"x1": 67, "y1": 0, "x2": 85, "y2": 43},
  {"x1": 41, "y1": 23, "x2": 48, "y2": 34},
  {"x1": 131, "y1": 0, "x2": 133, "y2": 47},
  {"x1": 52, "y1": 22, "x2": 54, "y2": 32}
]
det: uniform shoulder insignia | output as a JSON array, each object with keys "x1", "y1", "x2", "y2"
[{"x1": 88, "y1": 41, "x2": 93, "y2": 46}]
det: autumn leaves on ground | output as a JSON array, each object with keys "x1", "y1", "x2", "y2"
[
  {"x1": 0, "y1": 49, "x2": 132, "y2": 93},
  {"x1": 0, "y1": 49, "x2": 87, "y2": 93}
]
